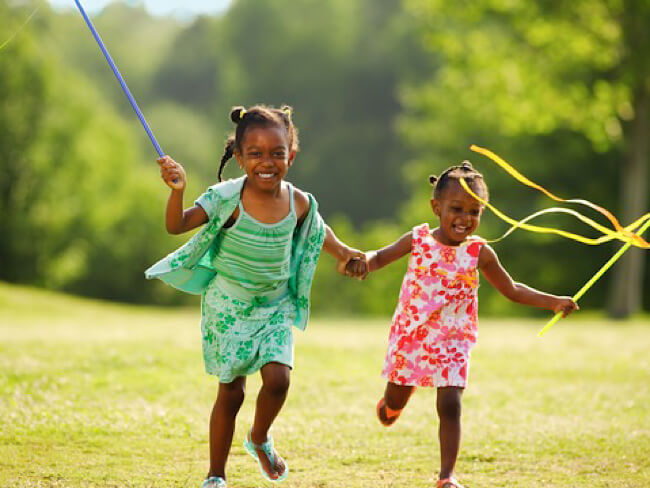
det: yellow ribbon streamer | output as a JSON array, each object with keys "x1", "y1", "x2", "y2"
[
  {"x1": 458, "y1": 146, "x2": 649, "y2": 336},
  {"x1": 490, "y1": 207, "x2": 650, "y2": 245},
  {"x1": 459, "y1": 178, "x2": 650, "y2": 247},
  {"x1": 0, "y1": 6, "x2": 40, "y2": 51},
  {"x1": 470, "y1": 145, "x2": 650, "y2": 248},
  {"x1": 538, "y1": 216, "x2": 650, "y2": 336}
]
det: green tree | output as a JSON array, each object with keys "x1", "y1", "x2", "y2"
[
  {"x1": 1, "y1": 1, "x2": 182, "y2": 304},
  {"x1": 402, "y1": 0, "x2": 649, "y2": 316},
  {"x1": 199, "y1": 0, "x2": 430, "y2": 223}
]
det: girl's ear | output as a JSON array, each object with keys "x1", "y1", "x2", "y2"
[
  {"x1": 234, "y1": 150, "x2": 243, "y2": 169},
  {"x1": 430, "y1": 198, "x2": 441, "y2": 217},
  {"x1": 287, "y1": 150, "x2": 297, "y2": 168}
]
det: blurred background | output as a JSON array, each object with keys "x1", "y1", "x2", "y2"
[{"x1": 2, "y1": 0, "x2": 648, "y2": 317}]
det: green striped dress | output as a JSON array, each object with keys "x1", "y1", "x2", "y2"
[{"x1": 199, "y1": 183, "x2": 298, "y2": 382}]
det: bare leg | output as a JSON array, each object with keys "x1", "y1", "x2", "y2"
[
  {"x1": 207, "y1": 377, "x2": 246, "y2": 479},
  {"x1": 377, "y1": 381, "x2": 415, "y2": 425},
  {"x1": 249, "y1": 362, "x2": 291, "y2": 479},
  {"x1": 436, "y1": 386, "x2": 463, "y2": 480}
]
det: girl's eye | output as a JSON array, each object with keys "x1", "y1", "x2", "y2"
[
  {"x1": 470, "y1": 209, "x2": 480, "y2": 216},
  {"x1": 248, "y1": 152, "x2": 261, "y2": 158},
  {"x1": 451, "y1": 206, "x2": 462, "y2": 212},
  {"x1": 274, "y1": 152, "x2": 286, "y2": 158}
]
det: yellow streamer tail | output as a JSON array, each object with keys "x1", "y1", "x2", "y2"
[
  {"x1": 538, "y1": 216, "x2": 650, "y2": 336},
  {"x1": 0, "y1": 6, "x2": 40, "y2": 51},
  {"x1": 460, "y1": 145, "x2": 650, "y2": 337},
  {"x1": 470, "y1": 145, "x2": 650, "y2": 248}
]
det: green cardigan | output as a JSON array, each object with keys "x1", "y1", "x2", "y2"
[{"x1": 145, "y1": 176, "x2": 325, "y2": 331}]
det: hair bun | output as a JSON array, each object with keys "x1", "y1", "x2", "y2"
[
  {"x1": 429, "y1": 175, "x2": 438, "y2": 186},
  {"x1": 280, "y1": 105, "x2": 293, "y2": 118},
  {"x1": 460, "y1": 160, "x2": 473, "y2": 170},
  {"x1": 230, "y1": 106, "x2": 246, "y2": 123}
]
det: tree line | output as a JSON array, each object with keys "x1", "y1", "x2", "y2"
[{"x1": 1, "y1": 0, "x2": 647, "y2": 316}]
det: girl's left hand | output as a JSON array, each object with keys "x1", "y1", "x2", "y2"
[
  {"x1": 345, "y1": 256, "x2": 369, "y2": 279},
  {"x1": 553, "y1": 297, "x2": 579, "y2": 317},
  {"x1": 337, "y1": 249, "x2": 369, "y2": 280}
]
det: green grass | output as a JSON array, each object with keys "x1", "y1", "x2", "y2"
[{"x1": 1, "y1": 282, "x2": 648, "y2": 487}]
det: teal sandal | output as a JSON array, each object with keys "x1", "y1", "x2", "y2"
[
  {"x1": 201, "y1": 476, "x2": 226, "y2": 488},
  {"x1": 243, "y1": 432, "x2": 289, "y2": 482}
]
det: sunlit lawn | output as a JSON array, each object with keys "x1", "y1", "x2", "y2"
[{"x1": 1, "y1": 282, "x2": 648, "y2": 487}]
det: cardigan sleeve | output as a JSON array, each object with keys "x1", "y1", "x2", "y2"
[
  {"x1": 195, "y1": 187, "x2": 220, "y2": 221},
  {"x1": 195, "y1": 176, "x2": 246, "y2": 221}
]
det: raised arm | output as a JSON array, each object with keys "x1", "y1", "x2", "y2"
[
  {"x1": 478, "y1": 244, "x2": 578, "y2": 317},
  {"x1": 367, "y1": 231, "x2": 413, "y2": 272},
  {"x1": 157, "y1": 155, "x2": 208, "y2": 234}
]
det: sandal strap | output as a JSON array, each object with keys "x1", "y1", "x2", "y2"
[
  {"x1": 202, "y1": 477, "x2": 226, "y2": 488},
  {"x1": 384, "y1": 403, "x2": 402, "y2": 418},
  {"x1": 437, "y1": 478, "x2": 463, "y2": 488},
  {"x1": 248, "y1": 433, "x2": 276, "y2": 464},
  {"x1": 377, "y1": 398, "x2": 402, "y2": 421}
]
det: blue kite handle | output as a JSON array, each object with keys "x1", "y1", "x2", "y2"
[{"x1": 74, "y1": 0, "x2": 164, "y2": 158}]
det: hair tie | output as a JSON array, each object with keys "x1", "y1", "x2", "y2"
[
  {"x1": 239, "y1": 108, "x2": 247, "y2": 120},
  {"x1": 283, "y1": 107, "x2": 292, "y2": 117}
]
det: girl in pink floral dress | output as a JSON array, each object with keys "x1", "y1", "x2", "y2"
[{"x1": 365, "y1": 161, "x2": 578, "y2": 488}]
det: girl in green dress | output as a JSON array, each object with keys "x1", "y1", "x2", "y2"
[{"x1": 147, "y1": 105, "x2": 366, "y2": 488}]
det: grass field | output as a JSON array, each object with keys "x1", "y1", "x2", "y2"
[{"x1": 1, "y1": 282, "x2": 648, "y2": 487}]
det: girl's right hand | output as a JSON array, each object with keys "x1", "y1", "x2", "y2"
[
  {"x1": 552, "y1": 297, "x2": 579, "y2": 317},
  {"x1": 345, "y1": 256, "x2": 369, "y2": 279},
  {"x1": 157, "y1": 155, "x2": 186, "y2": 191}
]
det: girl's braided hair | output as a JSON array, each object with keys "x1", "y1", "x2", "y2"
[
  {"x1": 217, "y1": 104, "x2": 299, "y2": 182},
  {"x1": 429, "y1": 161, "x2": 489, "y2": 201}
]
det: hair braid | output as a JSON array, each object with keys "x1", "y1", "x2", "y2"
[{"x1": 218, "y1": 138, "x2": 235, "y2": 182}]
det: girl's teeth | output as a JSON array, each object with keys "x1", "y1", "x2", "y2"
[{"x1": 258, "y1": 173, "x2": 274, "y2": 179}]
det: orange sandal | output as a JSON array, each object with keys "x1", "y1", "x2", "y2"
[
  {"x1": 436, "y1": 477, "x2": 464, "y2": 488},
  {"x1": 376, "y1": 397, "x2": 403, "y2": 426}
]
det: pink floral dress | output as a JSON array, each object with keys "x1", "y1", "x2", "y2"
[{"x1": 382, "y1": 223, "x2": 485, "y2": 388}]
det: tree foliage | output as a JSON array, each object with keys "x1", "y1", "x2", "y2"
[
  {"x1": 400, "y1": 0, "x2": 649, "y2": 315},
  {"x1": 2, "y1": 0, "x2": 647, "y2": 314}
]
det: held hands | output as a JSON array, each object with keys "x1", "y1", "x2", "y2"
[
  {"x1": 337, "y1": 250, "x2": 369, "y2": 280},
  {"x1": 552, "y1": 296, "x2": 579, "y2": 317},
  {"x1": 157, "y1": 155, "x2": 186, "y2": 191}
]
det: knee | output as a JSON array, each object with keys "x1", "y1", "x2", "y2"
[
  {"x1": 385, "y1": 384, "x2": 414, "y2": 410},
  {"x1": 262, "y1": 368, "x2": 290, "y2": 397},
  {"x1": 437, "y1": 389, "x2": 462, "y2": 420},
  {"x1": 219, "y1": 381, "x2": 246, "y2": 414}
]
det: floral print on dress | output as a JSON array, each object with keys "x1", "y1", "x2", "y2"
[
  {"x1": 201, "y1": 280, "x2": 296, "y2": 383},
  {"x1": 382, "y1": 223, "x2": 485, "y2": 388}
]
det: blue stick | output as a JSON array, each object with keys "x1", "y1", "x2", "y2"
[{"x1": 74, "y1": 0, "x2": 164, "y2": 158}]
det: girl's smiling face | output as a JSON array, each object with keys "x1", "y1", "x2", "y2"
[
  {"x1": 431, "y1": 180, "x2": 485, "y2": 245},
  {"x1": 235, "y1": 125, "x2": 296, "y2": 191}
]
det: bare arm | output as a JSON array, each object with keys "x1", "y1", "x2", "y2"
[
  {"x1": 293, "y1": 187, "x2": 367, "y2": 278},
  {"x1": 478, "y1": 244, "x2": 578, "y2": 317},
  {"x1": 323, "y1": 225, "x2": 368, "y2": 277},
  {"x1": 158, "y1": 155, "x2": 208, "y2": 234},
  {"x1": 163, "y1": 191, "x2": 209, "y2": 235},
  {"x1": 367, "y1": 231, "x2": 413, "y2": 272}
]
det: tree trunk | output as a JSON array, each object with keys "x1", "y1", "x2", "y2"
[{"x1": 607, "y1": 89, "x2": 649, "y2": 318}]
